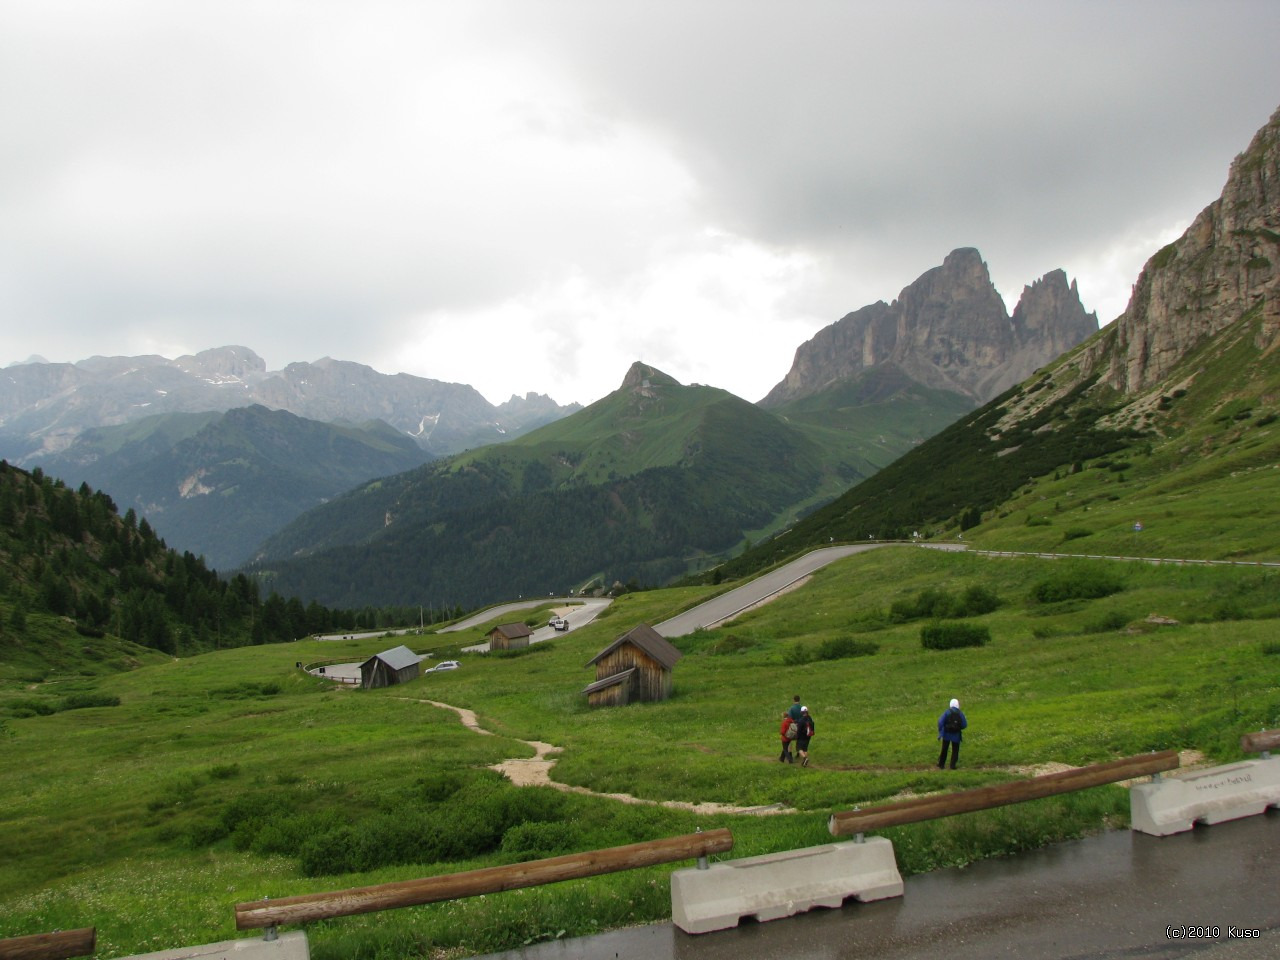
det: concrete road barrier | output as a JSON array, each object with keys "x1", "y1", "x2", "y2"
[
  {"x1": 1130, "y1": 756, "x2": 1280, "y2": 836},
  {"x1": 117, "y1": 933, "x2": 309, "y2": 960},
  {"x1": 670, "y1": 838, "x2": 903, "y2": 934}
]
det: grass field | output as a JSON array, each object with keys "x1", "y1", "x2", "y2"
[{"x1": 2, "y1": 546, "x2": 1278, "y2": 958}]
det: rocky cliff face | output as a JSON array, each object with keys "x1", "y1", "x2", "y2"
[
  {"x1": 761, "y1": 248, "x2": 1097, "y2": 408},
  {"x1": 1084, "y1": 105, "x2": 1280, "y2": 392}
]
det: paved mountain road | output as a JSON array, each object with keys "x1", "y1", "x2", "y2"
[{"x1": 654, "y1": 542, "x2": 964, "y2": 638}]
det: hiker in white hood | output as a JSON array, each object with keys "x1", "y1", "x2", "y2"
[{"x1": 937, "y1": 698, "x2": 968, "y2": 769}]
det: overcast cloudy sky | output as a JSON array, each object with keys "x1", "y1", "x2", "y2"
[{"x1": 2, "y1": 2, "x2": 1278, "y2": 407}]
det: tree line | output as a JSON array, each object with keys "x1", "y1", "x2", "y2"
[{"x1": 0, "y1": 461, "x2": 444, "y2": 656}]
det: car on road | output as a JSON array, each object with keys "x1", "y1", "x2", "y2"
[
  {"x1": 549, "y1": 617, "x2": 569, "y2": 631},
  {"x1": 428, "y1": 660, "x2": 460, "y2": 672}
]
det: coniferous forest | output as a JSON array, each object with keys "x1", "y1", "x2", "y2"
[{"x1": 0, "y1": 461, "x2": 439, "y2": 657}]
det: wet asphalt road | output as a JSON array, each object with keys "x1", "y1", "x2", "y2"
[{"x1": 470, "y1": 812, "x2": 1279, "y2": 960}]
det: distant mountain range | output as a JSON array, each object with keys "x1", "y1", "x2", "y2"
[
  {"x1": 0, "y1": 350, "x2": 579, "y2": 568},
  {"x1": 247, "y1": 243, "x2": 1101, "y2": 608},
  {"x1": 0, "y1": 242, "x2": 1097, "y2": 584},
  {"x1": 33, "y1": 405, "x2": 435, "y2": 570},
  {"x1": 0, "y1": 347, "x2": 579, "y2": 463}
]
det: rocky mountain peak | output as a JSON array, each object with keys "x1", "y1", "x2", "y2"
[
  {"x1": 1007, "y1": 269, "x2": 1099, "y2": 372},
  {"x1": 619, "y1": 361, "x2": 679, "y2": 393},
  {"x1": 1086, "y1": 103, "x2": 1280, "y2": 393},
  {"x1": 761, "y1": 248, "x2": 1097, "y2": 408},
  {"x1": 175, "y1": 346, "x2": 267, "y2": 382}
]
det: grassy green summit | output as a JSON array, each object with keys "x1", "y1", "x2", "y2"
[{"x1": 248, "y1": 363, "x2": 875, "y2": 608}]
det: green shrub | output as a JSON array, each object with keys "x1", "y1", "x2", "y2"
[
  {"x1": 891, "y1": 587, "x2": 956, "y2": 621},
  {"x1": 1262, "y1": 641, "x2": 1280, "y2": 657},
  {"x1": 6, "y1": 698, "x2": 57, "y2": 717},
  {"x1": 298, "y1": 778, "x2": 571, "y2": 877},
  {"x1": 501, "y1": 821, "x2": 578, "y2": 860},
  {"x1": 891, "y1": 585, "x2": 999, "y2": 621},
  {"x1": 1061, "y1": 528, "x2": 1092, "y2": 542},
  {"x1": 786, "y1": 636, "x2": 879, "y2": 665},
  {"x1": 208, "y1": 682, "x2": 281, "y2": 699},
  {"x1": 959, "y1": 585, "x2": 1000, "y2": 615},
  {"x1": 1082, "y1": 611, "x2": 1130, "y2": 633},
  {"x1": 708, "y1": 634, "x2": 754, "y2": 655},
  {"x1": 1029, "y1": 565, "x2": 1125, "y2": 603},
  {"x1": 61, "y1": 692, "x2": 121, "y2": 711},
  {"x1": 920, "y1": 621, "x2": 990, "y2": 650},
  {"x1": 814, "y1": 637, "x2": 879, "y2": 660}
]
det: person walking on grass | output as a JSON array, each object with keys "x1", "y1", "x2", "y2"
[
  {"x1": 779, "y1": 711, "x2": 799, "y2": 763},
  {"x1": 788, "y1": 694, "x2": 803, "y2": 724},
  {"x1": 796, "y1": 705, "x2": 815, "y2": 766},
  {"x1": 937, "y1": 697, "x2": 967, "y2": 769}
]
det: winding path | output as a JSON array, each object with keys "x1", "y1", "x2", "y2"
[{"x1": 417, "y1": 698, "x2": 793, "y2": 815}]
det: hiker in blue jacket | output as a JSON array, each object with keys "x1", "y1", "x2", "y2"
[{"x1": 937, "y1": 697, "x2": 967, "y2": 769}]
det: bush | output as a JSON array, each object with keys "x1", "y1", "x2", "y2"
[
  {"x1": 1082, "y1": 611, "x2": 1130, "y2": 633},
  {"x1": 1029, "y1": 565, "x2": 1125, "y2": 603},
  {"x1": 708, "y1": 634, "x2": 754, "y2": 655},
  {"x1": 61, "y1": 692, "x2": 121, "y2": 711},
  {"x1": 891, "y1": 587, "x2": 956, "y2": 621},
  {"x1": 1061, "y1": 528, "x2": 1092, "y2": 542},
  {"x1": 921, "y1": 622, "x2": 989, "y2": 650},
  {"x1": 891, "y1": 586, "x2": 999, "y2": 621},
  {"x1": 785, "y1": 637, "x2": 878, "y2": 665},
  {"x1": 501, "y1": 821, "x2": 579, "y2": 860},
  {"x1": 959, "y1": 585, "x2": 1000, "y2": 616}
]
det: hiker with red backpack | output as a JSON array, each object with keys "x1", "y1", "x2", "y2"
[
  {"x1": 779, "y1": 711, "x2": 799, "y2": 762},
  {"x1": 937, "y1": 697, "x2": 967, "y2": 769}
]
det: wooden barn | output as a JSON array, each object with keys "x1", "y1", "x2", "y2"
[
  {"x1": 360, "y1": 645, "x2": 423, "y2": 689},
  {"x1": 583, "y1": 623, "x2": 683, "y2": 707},
  {"x1": 487, "y1": 622, "x2": 533, "y2": 650}
]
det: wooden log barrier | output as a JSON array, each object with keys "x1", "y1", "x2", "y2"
[
  {"x1": 0, "y1": 929, "x2": 96, "y2": 960},
  {"x1": 1240, "y1": 729, "x2": 1280, "y2": 754},
  {"x1": 829, "y1": 750, "x2": 1180, "y2": 837},
  {"x1": 235, "y1": 828, "x2": 733, "y2": 930}
]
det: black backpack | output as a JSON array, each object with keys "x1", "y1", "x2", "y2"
[{"x1": 943, "y1": 708, "x2": 963, "y2": 734}]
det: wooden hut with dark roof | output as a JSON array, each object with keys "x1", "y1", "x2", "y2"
[
  {"x1": 487, "y1": 622, "x2": 533, "y2": 650},
  {"x1": 359, "y1": 645, "x2": 423, "y2": 689},
  {"x1": 583, "y1": 623, "x2": 683, "y2": 707}
]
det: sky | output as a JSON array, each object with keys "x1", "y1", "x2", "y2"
[{"x1": 2, "y1": 2, "x2": 1279, "y2": 408}]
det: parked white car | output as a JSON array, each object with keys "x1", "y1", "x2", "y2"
[{"x1": 429, "y1": 660, "x2": 460, "y2": 672}]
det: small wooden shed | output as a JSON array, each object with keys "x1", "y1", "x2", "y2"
[
  {"x1": 583, "y1": 623, "x2": 682, "y2": 707},
  {"x1": 360, "y1": 645, "x2": 423, "y2": 689},
  {"x1": 487, "y1": 622, "x2": 533, "y2": 650}
]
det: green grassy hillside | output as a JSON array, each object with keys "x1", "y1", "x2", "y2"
[
  {"x1": 247, "y1": 364, "x2": 871, "y2": 608},
  {"x1": 712, "y1": 302, "x2": 1280, "y2": 581},
  {"x1": 35, "y1": 405, "x2": 433, "y2": 570},
  {"x1": 3, "y1": 546, "x2": 1276, "y2": 958}
]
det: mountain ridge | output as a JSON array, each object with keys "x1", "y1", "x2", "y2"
[
  {"x1": 0, "y1": 347, "x2": 580, "y2": 464},
  {"x1": 761, "y1": 248, "x2": 1098, "y2": 408},
  {"x1": 715, "y1": 102, "x2": 1280, "y2": 578}
]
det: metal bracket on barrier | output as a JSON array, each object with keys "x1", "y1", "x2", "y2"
[{"x1": 261, "y1": 895, "x2": 277, "y2": 942}]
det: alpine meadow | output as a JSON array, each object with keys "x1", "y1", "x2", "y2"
[{"x1": 2, "y1": 102, "x2": 1280, "y2": 960}]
